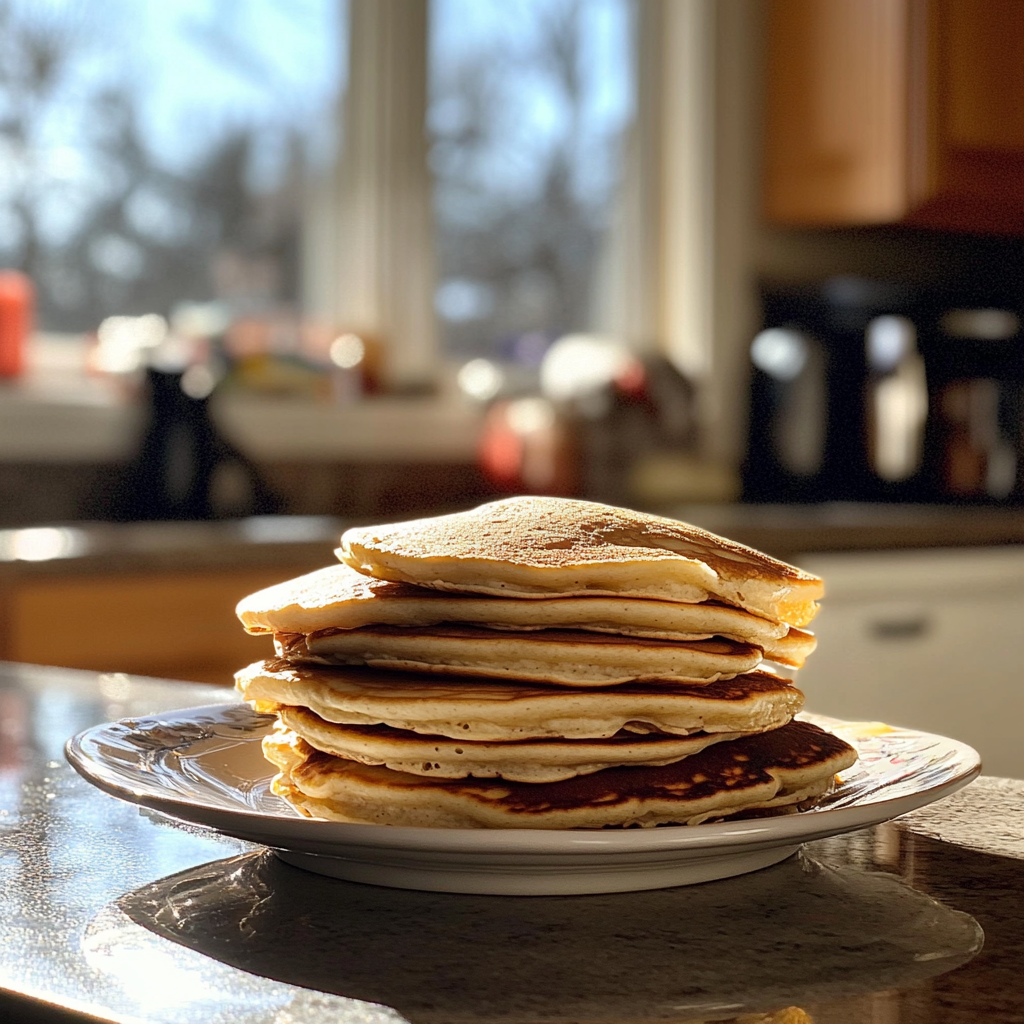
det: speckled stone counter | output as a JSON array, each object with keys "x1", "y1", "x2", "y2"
[
  {"x1": 0, "y1": 516, "x2": 345, "y2": 578},
  {"x1": 2, "y1": 662, "x2": 1024, "y2": 1023}
]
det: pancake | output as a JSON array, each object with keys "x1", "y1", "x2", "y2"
[
  {"x1": 265, "y1": 719, "x2": 858, "y2": 829},
  {"x1": 337, "y1": 497, "x2": 823, "y2": 627},
  {"x1": 759, "y1": 626, "x2": 816, "y2": 669},
  {"x1": 235, "y1": 659, "x2": 804, "y2": 741},
  {"x1": 236, "y1": 564, "x2": 816, "y2": 668},
  {"x1": 271, "y1": 706, "x2": 754, "y2": 783},
  {"x1": 276, "y1": 625, "x2": 764, "y2": 687}
]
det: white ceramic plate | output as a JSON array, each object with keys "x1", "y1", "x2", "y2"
[{"x1": 66, "y1": 704, "x2": 980, "y2": 895}]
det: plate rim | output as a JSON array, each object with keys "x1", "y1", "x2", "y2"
[{"x1": 65, "y1": 702, "x2": 982, "y2": 856}]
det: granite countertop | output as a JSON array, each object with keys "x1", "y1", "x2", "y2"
[
  {"x1": 0, "y1": 515, "x2": 345, "y2": 578},
  {"x1": 1, "y1": 661, "x2": 1023, "y2": 1023}
]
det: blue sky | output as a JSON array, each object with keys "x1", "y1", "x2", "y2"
[
  {"x1": 6, "y1": 0, "x2": 344, "y2": 176},
  {"x1": 3, "y1": 0, "x2": 632, "y2": 264},
  {"x1": 431, "y1": 0, "x2": 634, "y2": 206},
  {"x1": 6, "y1": 0, "x2": 630, "y2": 191}
]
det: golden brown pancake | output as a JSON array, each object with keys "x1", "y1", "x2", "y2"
[
  {"x1": 271, "y1": 706, "x2": 755, "y2": 783},
  {"x1": 265, "y1": 720, "x2": 858, "y2": 829},
  {"x1": 337, "y1": 497, "x2": 823, "y2": 627},
  {"x1": 235, "y1": 563, "x2": 816, "y2": 667},
  {"x1": 235, "y1": 659, "x2": 804, "y2": 741},
  {"x1": 759, "y1": 627, "x2": 816, "y2": 669},
  {"x1": 275, "y1": 624, "x2": 765, "y2": 687}
]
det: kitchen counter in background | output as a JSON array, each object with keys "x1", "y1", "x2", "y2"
[
  {"x1": 0, "y1": 504, "x2": 1021, "y2": 789},
  {"x1": 0, "y1": 517, "x2": 344, "y2": 684},
  {"x1": 0, "y1": 505, "x2": 1021, "y2": 685},
  {"x1": 668, "y1": 501, "x2": 1024, "y2": 558},
  {"x1": 2, "y1": 503, "x2": 1022, "y2": 571},
  {"x1": 0, "y1": 660, "x2": 1022, "y2": 1024}
]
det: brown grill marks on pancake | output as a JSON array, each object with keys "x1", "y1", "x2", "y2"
[
  {"x1": 293, "y1": 721, "x2": 855, "y2": 816},
  {"x1": 273, "y1": 635, "x2": 307, "y2": 659},
  {"x1": 275, "y1": 628, "x2": 765, "y2": 688}
]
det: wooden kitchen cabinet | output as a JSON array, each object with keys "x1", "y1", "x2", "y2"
[
  {"x1": 3, "y1": 570, "x2": 282, "y2": 686},
  {"x1": 764, "y1": 0, "x2": 1024, "y2": 233},
  {"x1": 0, "y1": 520, "x2": 347, "y2": 685}
]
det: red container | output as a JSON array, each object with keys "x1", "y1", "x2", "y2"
[{"x1": 0, "y1": 270, "x2": 33, "y2": 378}]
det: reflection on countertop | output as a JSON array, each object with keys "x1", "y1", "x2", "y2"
[
  {"x1": 1, "y1": 661, "x2": 1023, "y2": 1023},
  {"x1": 112, "y1": 845, "x2": 981, "y2": 1023}
]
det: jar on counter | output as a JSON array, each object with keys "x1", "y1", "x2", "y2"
[{"x1": 0, "y1": 270, "x2": 33, "y2": 379}]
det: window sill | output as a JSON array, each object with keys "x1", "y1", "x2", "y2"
[{"x1": 0, "y1": 385, "x2": 483, "y2": 465}]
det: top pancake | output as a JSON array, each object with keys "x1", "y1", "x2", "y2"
[{"x1": 338, "y1": 497, "x2": 823, "y2": 627}]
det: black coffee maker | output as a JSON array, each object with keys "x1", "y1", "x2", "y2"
[{"x1": 743, "y1": 277, "x2": 1024, "y2": 505}]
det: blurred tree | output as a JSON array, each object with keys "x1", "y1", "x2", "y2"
[
  {"x1": 0, "y1": 0, "x2": 304, "y2": 332},
  {"x1": 431, "y1": 0, "x2": 632, "y2": 359},
  {"x1": 0, "y1": 0, "x2": 83, "y2": 290}
]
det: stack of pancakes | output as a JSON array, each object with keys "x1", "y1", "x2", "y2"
[{"x1": 235, "y1": 497, "x2": 857, "y2": 829}]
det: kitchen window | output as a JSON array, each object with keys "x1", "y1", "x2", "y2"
[
  {"x1": 3, "y1": 0, "x2": 723, "y2": 441},
  {"x1": 429, "y1": 0, "x2": 635, "y2": 362},
  {"x1": 0, "y1": 0, "x2": 344, "y2": 333}
]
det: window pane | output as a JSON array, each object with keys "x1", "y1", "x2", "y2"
[
  {"x1": 0, "y1": 0, "x2": 345, "y2": 331},
  {"x1": 429, "y1": 0, "x2": 635, "y2": 361}
]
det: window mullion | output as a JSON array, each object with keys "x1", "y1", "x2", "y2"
[{"x1": 313, "y1": 0, "x2": 437, "y2": 390}]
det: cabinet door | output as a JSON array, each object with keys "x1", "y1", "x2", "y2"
[
  {"x1": 764, "y1": 0, "x2": 910, "y2": 224},
  {"x1": 796, "y1": 547, "x2": 1024, "y2": 778},
  {"x1": 764, "y1": 0, "x2": 1024, "y2": 233},
  {"x1": 6, "y1": 571, "x2": 281, "y2": 685},
  {"x1": 799, "y1": 593, "x2": 1024, "y2": 776},
  {"x1": 910, "y1": 0, "x2": 1024, "y2": 232}
]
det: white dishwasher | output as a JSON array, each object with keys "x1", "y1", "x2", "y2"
[{"x1": 794, "y1": 546, "x2": 1024, "y2": 779}]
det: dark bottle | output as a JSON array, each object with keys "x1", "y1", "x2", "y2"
[{"x1": 105, "y1": 366, "x2": 281, "y2": 521}]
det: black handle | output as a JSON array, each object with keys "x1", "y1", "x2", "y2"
[{"x1": 868, "y1": 616, "x2": 931, "y2": 640}]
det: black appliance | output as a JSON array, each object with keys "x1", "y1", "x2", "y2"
[{"x1": 743, "y1": 277, "x2": 1024, "y2": 505}]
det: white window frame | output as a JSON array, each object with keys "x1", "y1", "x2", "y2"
[
  {"x1": 303, "y1": 0, "x2": 437, "y2": 392},
  {"x1": 305, "y1": 0, "x2": 750, "y2": 465}
]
